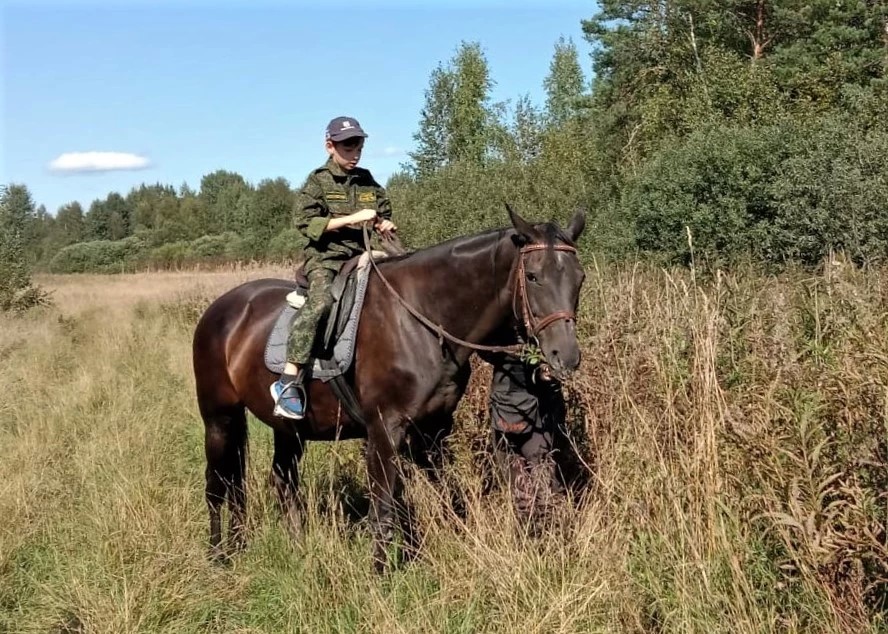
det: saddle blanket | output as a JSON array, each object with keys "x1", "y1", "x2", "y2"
[{"x1": 264, "y1": 258, "x2": 373, "y2": 381}]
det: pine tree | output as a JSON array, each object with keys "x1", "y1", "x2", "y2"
[{"x1": 0, "y1": 184, "x2": 48, "y2": 311}]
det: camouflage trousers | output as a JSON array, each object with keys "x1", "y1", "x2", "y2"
[
  {"x1": 286, "y1": 267, "x2": 335, "y2": 366},
  {"x1": 488, "y1": 354, "x2": 568, "y2": 520}
]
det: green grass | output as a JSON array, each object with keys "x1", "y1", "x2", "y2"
[{"x1": 1, "y1": 263, "x2": 886, "y2": 633}]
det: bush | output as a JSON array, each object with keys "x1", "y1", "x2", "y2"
[
  {"x1": 265, "y1": 228, "x2": 307, "y2": 261},
  {"x1": 189, "y1": 232, "x2": 245, "y2": 262},
  {"x1": 139, "y1": 241, "x2": 191, "y2": 270},
  {"x1": 49, "y1": 236, "x2": 146, "y2": 274},
  {"x1": 766, "y1": 117, "x2": 888, "y2": 265},
  {"x1": 625, "y1": 116, "x2": 888, "y2": 267}
]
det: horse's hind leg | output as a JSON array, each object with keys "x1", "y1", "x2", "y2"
[
  {"x1": 204, "y1": 405, "x2": 248, "y2": 559},
  {"x1": 270, "y1": 429, "x2": 305, "y2": 538}
]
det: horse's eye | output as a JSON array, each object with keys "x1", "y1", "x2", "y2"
[{"x1": 526, "y1": 272, "x2": 538, "y2": 283}]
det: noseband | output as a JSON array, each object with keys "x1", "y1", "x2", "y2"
[{"x1": 514, "y1": 243, "x2": 578, "y2": 339}]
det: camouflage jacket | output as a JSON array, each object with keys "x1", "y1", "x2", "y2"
[{"x1": 293, "y1": 159, "x2": 393, "y2": 273}]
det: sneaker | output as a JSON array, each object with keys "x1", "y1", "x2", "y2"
[{"x1": 269, "y1": 380, "x2": 305, "y2": 420}]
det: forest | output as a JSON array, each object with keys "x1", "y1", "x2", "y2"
[{"x1": 3, "y1": 1, "x2": 886, "y2": 286}]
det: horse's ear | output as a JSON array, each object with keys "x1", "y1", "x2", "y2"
[
  {"x1": 566, "y1": 207, "x2": 586, "y2": 243},
  {"x1": 507, "y1": 203, "x2": 540, "y2": 244}
]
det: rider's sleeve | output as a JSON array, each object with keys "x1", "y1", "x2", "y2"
[
  {"x1": 293, "y1": 175, "x2": 329, "y2": 242},
  {"x1": 376, "y1": 184, "x2": 393, "y2": 222}
]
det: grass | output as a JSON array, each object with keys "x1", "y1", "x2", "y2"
[{"x1": 1, "y1": 260, "x2": 886, "y2": 633}]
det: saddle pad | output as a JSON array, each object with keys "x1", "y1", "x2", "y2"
[{"x1": 264, "y1": 262, "x2": 373, "y2": 381}]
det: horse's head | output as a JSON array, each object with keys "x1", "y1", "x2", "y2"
[{"x1": 507, "y1": 203, "x2": 586, "y2": 379}]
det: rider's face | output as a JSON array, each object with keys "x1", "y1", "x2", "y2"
[{"x1": 326, "y1": 136, "x2": 365, "y2": 171}]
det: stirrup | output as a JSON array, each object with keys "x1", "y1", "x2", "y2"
[{"x1": 270, "y1": 380, "x2": 306, "y2": 420}]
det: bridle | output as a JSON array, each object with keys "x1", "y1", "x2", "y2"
[
  {"x1": 514, "y1": 243, "x2": 578, "y2": 340},
  {"x1": 363, "y1": 225, "x2": 578, "y2": 356}
]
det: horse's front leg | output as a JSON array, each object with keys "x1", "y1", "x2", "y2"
[
  {"x1": 270, "y1": 429, "x2": 305, "y2": 539},
  {"x1": 366, "y1": 416, "x2": 406, "y2": 573}
]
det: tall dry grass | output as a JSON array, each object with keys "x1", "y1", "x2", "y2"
[{"x1": 1, "y1": 261, "x2": 885, "y2": 633}]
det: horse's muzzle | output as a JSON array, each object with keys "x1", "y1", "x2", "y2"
[{"x1": 543, "y1": 348, "x2": 581, "y2": 380}]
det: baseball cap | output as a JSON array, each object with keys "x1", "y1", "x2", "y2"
[{"x1": 325, "y1": 116, "x2": 368, "y2": 142}]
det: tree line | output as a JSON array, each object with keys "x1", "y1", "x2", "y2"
[{"x1": 4, "y1": 1, "x2": 887, "y2": 286}]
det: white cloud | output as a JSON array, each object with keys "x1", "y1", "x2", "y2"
[{"x1": 48, "y1": 151, "x2": 151, "y2": 173}]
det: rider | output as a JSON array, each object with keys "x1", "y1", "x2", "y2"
[{"x1": 270, "y1": 116, "x2": 397, "y2": 419}]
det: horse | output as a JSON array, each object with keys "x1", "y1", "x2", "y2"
[{"x1": 192, "y1": 204, "x2": 586, "y2": 571}]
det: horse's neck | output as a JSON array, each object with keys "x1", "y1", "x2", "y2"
[{"x1": 383, "y1": 231, "x2": 517, "y2": 350}]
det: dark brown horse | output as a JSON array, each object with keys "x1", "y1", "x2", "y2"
[{"x1": 192, "y1": 205, "x2": 586, "y2": 570}]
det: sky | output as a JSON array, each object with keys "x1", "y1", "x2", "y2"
[{"x1": 1, "y1": 0, "x2": 596, "y2": 214}]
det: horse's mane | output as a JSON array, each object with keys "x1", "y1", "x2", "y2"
[{"x1": 380, "y1": 221, "x2": 573, "y2": 268}]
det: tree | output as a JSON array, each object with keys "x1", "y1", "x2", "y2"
[
  {"x1": 127, "y1": 183, "x2": 179, "y2": 233},
  {"x1": 0, "y1": 184, "x2": 47, "y2": 311},
  {"x1": 408, "y1": 65, "x2": 454, "y2": 177},
  {"x1": 544, "y1": 37, "x2": 587, "y2": 125},
  {"x1": 490, "y1": 94, "x2": 544, "y2": 165},
  {"x1": 200, "y1": 170, "x2": 250, "y2": 232},
  {"x1": 2, "y1": 183, "x2": 36, "y2": 241},
  {"x1": 29, "y1": 204, "x2": 53, "y2": 264},
  {"x1": 407, "y1": 41, "x2": 496, "y2": 177},
  {"x1": 448, "y1": 41, "x2": 495, "y2": 165},
  {"x1": 768, "y1": 0, "x2": 888, "y2": 106},
  {"x1": 85, "y1": 199, "x2": 113, "y2": 241},
  {"x1": 103, "y1": 192, "x2": 131, "y2": 240},
  {"x1": 54, "y1": 202, "x2": 85, "y2": 246},
  {"x1": 249, "y1": 177, "x2": 294, "y2": 246}
]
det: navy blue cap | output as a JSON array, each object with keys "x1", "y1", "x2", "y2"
[{"x1": 326, "y1": 116, "x2": 367, "y2": 142}]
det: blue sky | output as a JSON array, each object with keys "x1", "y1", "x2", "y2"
[{"x1": 2, "y1": 0, "x2": 596, "y2": 214}]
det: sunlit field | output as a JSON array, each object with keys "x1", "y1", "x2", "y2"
[{"x1": 2, "y1": 261, "x2": 886, "y2": 633}]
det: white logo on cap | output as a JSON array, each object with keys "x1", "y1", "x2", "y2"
[{"x1": 341, "y1": 120, "x2": 353, "y2": 130}]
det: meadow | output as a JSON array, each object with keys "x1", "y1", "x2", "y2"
[{"x1": 1, "y1": 261, "x2": 886, "y2": 633}]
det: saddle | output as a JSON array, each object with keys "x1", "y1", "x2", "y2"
[
  {"x1": 265, "y1": 251, "x2": 385, "y2": 381},
  {"x1": 267, "y1": 234, "x2": 408, "y2": 423}
]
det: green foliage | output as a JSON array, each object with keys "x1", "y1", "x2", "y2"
[
  {"x1": 140, "y1": 240, "x2": 191, "y2": 269},
  {"x1": 628, "y1": 123, "x2": 792, "y2": 267},
  {"x1": 626, "y1": 116, "x2": 888, "y2": 267},
  {"x1": 200, "y1": 169, "x2": 253, "y2": 234},
  {"x1": 408, "y1": 41, "x2": 497, "y2": 178},
  {"x1": 768, "y1": 0, "x2": 888, "y2": 106},
  {"x1": 266, "y1": 227, "x2": 307, "y2": 261},
  {"x1": 49, "y1": 236, "x2": 147, "y2": 274},
  {"x1": 0, "y1": 184, "x2": 48, "y2": 311},
  {"x1": 543, "y1": 37, "x2": 587, "y2": 125},
  {"x1": 190, "y1": 231, "x2": 247, "y2": 261},
  {"x1": 14, "y1": 5, "x2": 888, "y2": 272},
  {"x1": 53, "y1": 202, "x2": 85, "y2": 246}
]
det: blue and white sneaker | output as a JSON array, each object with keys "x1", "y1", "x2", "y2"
[{"x1": 269, "y1": 380, "x2": 305, "y2": 420}]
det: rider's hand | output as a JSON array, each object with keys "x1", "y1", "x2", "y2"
[
  {"x1": 349, "y1": 208, "x2": 378, "y2": 225},
  {"x1": 375, "y1": 219, "x2": 397, "y2": 237}
]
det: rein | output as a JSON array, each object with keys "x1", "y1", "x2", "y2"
[{"x1": 362, "y1": 225, "x2": 577, "y2": 356}]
